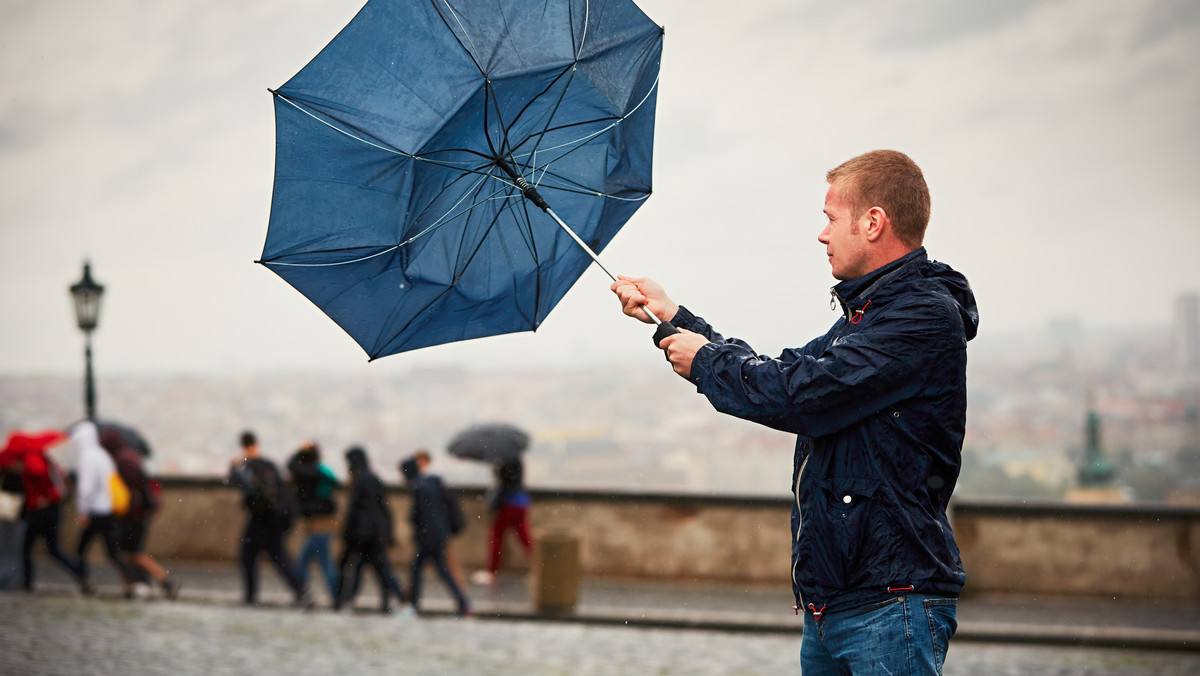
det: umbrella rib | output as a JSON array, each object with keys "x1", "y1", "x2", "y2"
[
  {"x1": 274, "y1": 93, "x2": 412, "y2": 158},
  {"x1": 519, "y1": 72, "x2": 661, "y2": 161},
  {"x1": 377, "y1": 175, "x2": 529, "y2": 351},
  {"x1": 576, "y1": 0, "x2": 591, "y2": 61},
  {"x1": 431, "y1": 0, "x2": 487, "y2": 78},
  {"x1": 278, "y1": 92, "x2": 504, "y2": 177},
  {"x1": 262, "y1": 246, "x2": 400, "y2": 267}
]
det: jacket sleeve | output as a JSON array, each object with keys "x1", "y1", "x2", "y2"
[
  {"x1": 691, "y1": 296, "x2": 959, "y2": 438},
  {"x1": 674, "y1": 305, "x2": 826, "y2": 367}
]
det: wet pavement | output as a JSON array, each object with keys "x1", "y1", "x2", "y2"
[{"x1": 3, "y1": 558, "x2": 1198, "y2": 675}]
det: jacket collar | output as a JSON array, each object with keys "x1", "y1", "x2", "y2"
[{"x1": 831, "y1": 247, "x2": 927, "y2": 316}]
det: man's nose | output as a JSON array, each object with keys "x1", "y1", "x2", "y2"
[{"x1": 817, "y1": 224, "x2": 830, "y2": 244}]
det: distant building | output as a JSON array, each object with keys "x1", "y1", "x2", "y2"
[{"x1": 1175, "y1": 293, "x2": 1200, "y2": 370}]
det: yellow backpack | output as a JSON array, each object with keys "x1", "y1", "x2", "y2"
[{"x1": 109, "y1": 472, "x2": 131, "y2": 517}]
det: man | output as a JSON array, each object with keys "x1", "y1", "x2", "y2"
[
  {"x1": 228, "y1": 430, "x2": 311, "y2": 608},
  {"x1": 612, "y1": 150, "x2": 977, "y2": 675},
  {"x1": 401, "y1": 454, "x2": 471, "y2": 617},
  {"x1": 334, "y1": 446, "x2": 405, "y2": 613}
]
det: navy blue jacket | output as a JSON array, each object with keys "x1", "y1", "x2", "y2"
[{"x1": 676, "y1": 248, "x2": 978, "y2": 612}]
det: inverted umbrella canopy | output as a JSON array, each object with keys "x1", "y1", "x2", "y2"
[
  {"x1": 261, "y1": 0, "x2": 664, "y2": 359},
  {"x1": 447, "y1": 423, "x2": 530, "y2": 462}
]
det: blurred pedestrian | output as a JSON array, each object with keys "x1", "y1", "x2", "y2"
[
  {"x1": 98, "y1": 427, "x2": 180, "y2": 600},
  {"x1": 413, "y1": 451, "x2": 467, "y2": 590},
  {"x1": 334, "y1": 446, "x2": 405, "y2": 613},
  {"x1": 471, "y1": 456, "x2": 532, "y2": 586},
  {"x1": 228, "y1": 430, "x2": 311, "y2": 608},
  {"x1": 401, "y1": 455, "x2": 470, "y2": 616},
  {"x1": 71, "y1": 420, "x2": 138, "y2": 597},
  {"x1": 287, "y1": 440, "x2": 340, "y2": 602},
  {"x1": 0, "y1": 429, "x2": 86, "y2": 592}
]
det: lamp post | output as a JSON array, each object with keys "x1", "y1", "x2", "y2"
[{"x1": 69, "y1": 261, "x2": 105, "y2": 420}]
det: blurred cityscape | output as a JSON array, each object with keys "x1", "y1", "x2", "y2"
[{"x1": 2, "y1": 293, "x2": 1198, "y2": 503}]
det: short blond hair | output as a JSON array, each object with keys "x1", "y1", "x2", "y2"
[{"x1": 827, "y1": 150, "x2": 930, "y2": 248}]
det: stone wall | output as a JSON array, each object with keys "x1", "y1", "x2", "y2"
[{"x1": 56, "y1": 479, "x2": 1200, "y2": 601}]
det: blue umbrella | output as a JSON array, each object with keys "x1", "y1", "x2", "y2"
[{"x1": 260, "y1": 0, "x2": 669, "y2": 360}]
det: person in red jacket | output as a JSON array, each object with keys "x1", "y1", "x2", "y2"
[{"x1": 0, "y1": 429, "x2": 86, "y2": 592}]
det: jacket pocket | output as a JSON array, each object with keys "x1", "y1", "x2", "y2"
[{"x1": 816, "y1": 476, "x2": 891, "y2": 589}]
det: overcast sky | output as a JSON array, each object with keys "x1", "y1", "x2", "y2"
[{"x1": 2, "y1": 0, "x2": 1197, "y2": 378}]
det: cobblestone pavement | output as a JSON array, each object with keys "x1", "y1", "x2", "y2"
[{"x1": 2, "y1": 592, "x2": 1198, "y2": 676}]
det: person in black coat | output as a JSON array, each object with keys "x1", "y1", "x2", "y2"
[
  {"x1": 401, "y1": 455, "x2": 470, "y2": 616},
  {"x1": 334, "y1": 446, "x2": 405, "y2": 612}
]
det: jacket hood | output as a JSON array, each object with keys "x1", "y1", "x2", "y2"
[
  {"x1": 834, "y1": 247, "x2": 978, "y2": 341},
  {"x1": 70, "y1": 420, "x2": 102, "y2": 454},
  {"x1": 925, "y1": 257, "x2": 979, "y2": 341},
  {"x1": 345, "y1": 446, "x2": 370, "y2": 475}
]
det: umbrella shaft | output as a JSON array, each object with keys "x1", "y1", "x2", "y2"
[
  {"x1": 545, "y1": 208, "x2": 662, "y2": 327},
  {"x1": 501, "y1": 160, "x2": 661, "y2": 327}
]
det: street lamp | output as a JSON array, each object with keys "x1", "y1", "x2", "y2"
[{"x1": 69, "y1": 261, "x2": 105, "y2": 420}]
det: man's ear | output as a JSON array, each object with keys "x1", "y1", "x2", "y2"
[{"x1": 864, "y1": 206, "x2": 888, "y2": 242}]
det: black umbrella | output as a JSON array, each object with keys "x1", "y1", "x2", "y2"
[
  {"x1": 97, "y1": 421, "x2": 153, "y2": 458},
  {"x1": 447, "y1": 423, "x2": 529, "y2": 463}
]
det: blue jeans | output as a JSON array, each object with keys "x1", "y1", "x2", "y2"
[
  {"x1": 801, "y1": 594, "x2": 957, "y2": 675},
  {"x1": 296, "y1": 532, "x2": 338, "y2": 599}
]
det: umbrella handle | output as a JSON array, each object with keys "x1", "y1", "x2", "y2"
[{"x1": 652, "y1": 321, "x2": 679, "y2": 349}]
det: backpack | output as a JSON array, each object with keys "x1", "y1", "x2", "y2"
[
  {"x1": 444, "y1": 487, "x2": 465, "y2": 536},
  {"x1": 243, "y1": 459, "x2": 295, "y2": 529},
  {"x1": 109, "y1": 471, "x2": 131, "y2": 517},
  {"x1": 244, "y1": 460, "x2": 278, "y2": 514}
]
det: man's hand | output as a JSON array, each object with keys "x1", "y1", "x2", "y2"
[
  {"x1": 659, "y1": 329, "x2": 709, "y2": 379},
  {"x1": 610, "y1": 275, "x2": 679, "y2": 325}
]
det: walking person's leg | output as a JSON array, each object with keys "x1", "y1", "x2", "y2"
[
  {"x1": 39, "y1": 501, "x2": 83, "y2": 581},
  {"x1": 75, "y1": 517, "x2": 98, "y2": 592},
  {"x1": 313, "y1": 533, "x2": 338, "y2": 600},
  {"x1": 264, "y1": 522, "x2": 305, "y2": 602},
  {"x1": 295, "y1": 532, "x2": 317, "y2": 592},
  {"x1": 409, "y1": 549, "x2": 427, "y2": 612},
  {"x1": 240, "y1": 521, "x2": 262, "y2": 604},
  {"x1": 430, "y1": 546, "x2": 470, "y2": 615},
  {"x1": 96, "y1": 516, "x2": 135, "y2": 595},
  {"x1": 485, "y1": 507, "x2": 513, "y2": 577},
  {"x1": 513, "y1": 505, "x2": 534, "y2": 557},
  {"x1": 334, "y1": 541, "x2": 364, "y2": 609},
  {"x1": 20, "y1": 511, "x2": 41, "y2": 590},
  {"x1": 362, "y1": 541, "x2": 405, "y2": 611}
]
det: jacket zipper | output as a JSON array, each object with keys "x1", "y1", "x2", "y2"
[{"x1": 792, "y1": 454, "x2": 809, "y2": 612}]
